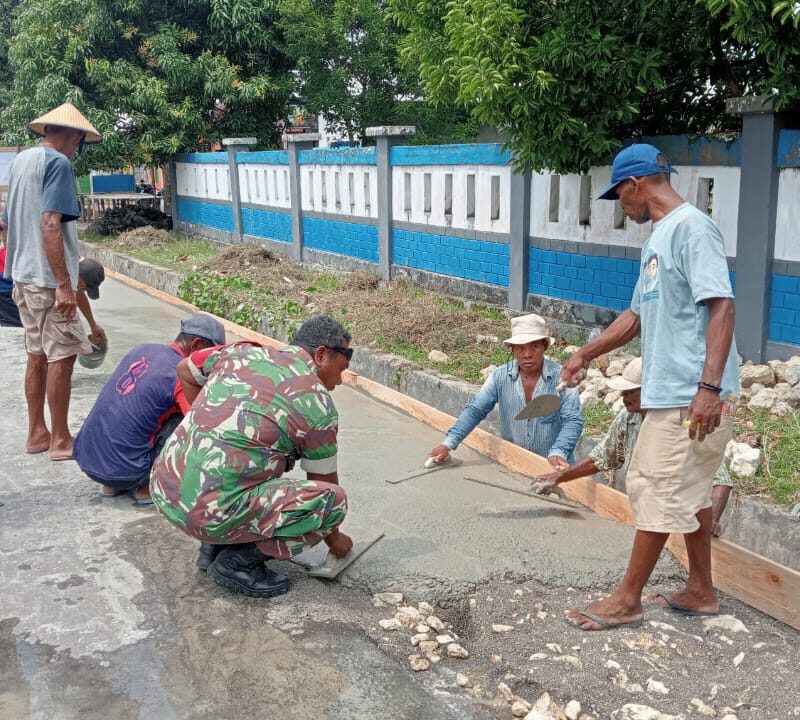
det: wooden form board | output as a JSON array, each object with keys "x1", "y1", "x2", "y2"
[{"x1": 103, "y1": 267, "x2": 800, "y2": 630}]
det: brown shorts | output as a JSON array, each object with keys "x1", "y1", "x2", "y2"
[
  {"x1": 12, "y1": 283, "x2": 92, "y2": 361},
  {"x1": 626, "y1": 407, "x2": 733, "y2": 534}
]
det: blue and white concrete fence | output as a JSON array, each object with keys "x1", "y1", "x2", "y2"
[{"x1": 170, "y1": 99, "x2": 800, "y2": 362}]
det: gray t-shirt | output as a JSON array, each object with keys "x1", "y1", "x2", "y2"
[
  {"x1": 631, "y1": 202, "x2": 740, "y2": 408},
  {"x1": 3, "y1": 146, "x2": 81, "y2": 289}
]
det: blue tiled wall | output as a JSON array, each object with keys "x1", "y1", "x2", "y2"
[
  {"x1": 528, "y1": 248, "x2": 639, "y2": 311},
  {"x1": 303, "y1": 218, "x2": 378, "y2": 263},
  {"x1": 176, "y1": 197, "x2": 235, "y2": 233},
  {"x1": 180, "y1": 152, "x2": 228, "y2": 164},
  {"x1": 237, "y1": 150, "x2": 289, "y2": 165},
  {"x1": 392, "y1": 230, "x2": 509, "y2": 286},
  {"x1": 769, "y1": 274, "x2": 800, "y2": 346},
  {"x1": 92, "y1": 174, "x2": 135, "y2": 193},
  {"x1": 299, "y1": 147, "x2": 376, "y2": 165},
  {"x1": 242, "y1": 207, "x2": 292, "y2": 243}
]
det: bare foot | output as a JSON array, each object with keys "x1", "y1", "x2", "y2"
[
  {"x1": 100, "y1": 485, "x2": 123, "y2": 497},
  {"x1": 49, "y1": 437, "x2": 74, "y2": 461},
  {"x1": 645, "y1": 589, "x2": 719, "y2": 616},
  {"x1": 26, "y1": 430, "x2": 51, "y2": 454},
  {"x1": 564, "y1": 594, "x2": 643, "y2": 631}
]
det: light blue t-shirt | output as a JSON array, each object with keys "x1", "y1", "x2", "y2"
[
  {"x1": 631, "y1": 202, "x2": 740, "y2": 408},
  {"x1": 3, "y1": 146, "x2": 81, "y2": 289}
]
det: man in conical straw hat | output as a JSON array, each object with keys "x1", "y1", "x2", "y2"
[{"x1": 2, "y1": 102, "x2": 102, "y2": 460}]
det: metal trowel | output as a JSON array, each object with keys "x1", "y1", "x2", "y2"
[
  {"x1": 514, "y1": 382, "x2": 567, "y2": 420},
  {"x1": 292, "y1": 531, "x2": 385, "y2": 579},
  {"x1": 386, "y1": 456, "x2": 463, "y2": 484}
]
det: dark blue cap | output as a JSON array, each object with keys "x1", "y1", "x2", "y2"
[
  {"x1": 597, "y1": 144, "x2": 678, "y2": 200},
  {"x1": 180, "y1": 313, "x2": 226, "y2": 346}
]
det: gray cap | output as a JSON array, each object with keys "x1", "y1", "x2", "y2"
[{"x1": 180, "y1": 313, "x2": 226, "y2": 345}]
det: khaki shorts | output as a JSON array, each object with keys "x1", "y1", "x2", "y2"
[
  {"x1": 12, "y1": 283, "x2": 92, "y2": 361},
  {"x1": 626, "y1": 407, "x2": 733, "y2": 534}
]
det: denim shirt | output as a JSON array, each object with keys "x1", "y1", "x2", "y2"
[{"x1": 443, "y1": 357, "x2": 583, "y2": 462}]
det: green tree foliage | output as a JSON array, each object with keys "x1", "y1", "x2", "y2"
[
  {"x1": 279, "y1": 0, "x2": 397, "y2": 141},
  {"x1": 278, "y1": 0, "x2": 477, "y2": 144},
  {"x1": 705, "y1": 0, "x2": 800, "y2": 103},
  {"x1": 0, "y1": 0, "x2": 22, "y2": 128},
  {"x1": 391, "y1": 0, "x2": 800, "y2": 173},
  {"x1": 2, "y1": 0, "x2": 293, "y2": 170}
]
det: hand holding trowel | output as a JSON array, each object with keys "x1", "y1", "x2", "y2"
[
  {"x1": 385, "y1": 445, "x2": 463, "y2": 484},
  {"x1": 514, "y1": 368, "x2": 585, "y2": 421}
]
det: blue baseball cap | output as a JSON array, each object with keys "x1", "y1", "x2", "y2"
[
  {"x1": 597, "y1": 144, "x2": 677, "y2": 200},
  {"x1": 180, "y1": 313, "x2": 226, "y2": 345}
]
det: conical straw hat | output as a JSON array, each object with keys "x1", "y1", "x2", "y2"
[{"x1": 27, "y1": 102, "x2": 102, "y2": 144}]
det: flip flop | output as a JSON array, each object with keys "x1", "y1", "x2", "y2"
[
  {"x1": 131, "y1": 494, "x2": 155, "y2": 507},
  {"x1": 97, "y1": 488, "x2": 125, "y2": 498},
  {"x1": 566, "y1": 609, "x2": 644, "y2": 632},
  {"x1": 648, "y1": 592, "x2": 718, "y2": 617}
]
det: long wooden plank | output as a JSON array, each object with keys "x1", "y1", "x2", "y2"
[
  {"x1": 666, "y1": 534, "x2": 800, "y2": 630},
  {"x1": 103, "y1": 266, "x2": 800, "y2": 629}
]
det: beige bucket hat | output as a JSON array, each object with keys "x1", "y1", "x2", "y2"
[
  {"x1": 27, "y1": 102, "x2": 102, "y2": 144},
  {"x1": 503, "y1": 313, "x2": 554, "y2": 346},
  {"x1": 606, "y1": 357, "x2": 643, "y2": 391}
]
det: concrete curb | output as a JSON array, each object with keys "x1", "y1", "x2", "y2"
[{"x1": 79, "y1": 240, "x2": 800, "y2": 572}]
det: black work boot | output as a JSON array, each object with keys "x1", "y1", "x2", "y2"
[
  {"x1": 207, "y1": 543, "x2": 291, "y2": 598},
  {"x1": 196, "y1": 543, "x2": 224, "y2": 571}
]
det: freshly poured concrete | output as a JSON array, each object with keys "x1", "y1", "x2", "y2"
[{"x1": 0, "y1": 278, "x2": 649, "y2": 718}]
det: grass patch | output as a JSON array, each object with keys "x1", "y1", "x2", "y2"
[
  {"x1": 433, "y1": 296, "x2": 465, "y2": 312},
  {"x1": 307, "y1": 272, "x2": 342, "y2": 292},
  {"x1": 80, "y1": 228, "x2": 219, "y2": 271},
  {"x1": 374, "y1": 337, "x2": 430, "y2": 363},
  {"x1": 81, "y1": 231, "x2": 110, "y2": 245},
  {"x1": 126, "y1": 238, "x2": 219, "y2": 271},
  {"x1": 582, "y1": 401, "x2": 617, "y2": 439},
  {"x1": 471, "y1": 303, "x2": 505, "y2": 321},
  {"x1": 733, "y1": 408, "x2": 800, "y2": 506}
]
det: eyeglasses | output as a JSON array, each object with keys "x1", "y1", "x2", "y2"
[{"x1": 327, "y1": 345, "x2": 353, "y2": 361}]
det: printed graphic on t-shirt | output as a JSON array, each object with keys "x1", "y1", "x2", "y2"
[
  {"x1": 116, "y1": 357, "x2": 149, "y2": 396},
  {"x1": 642, "y1": 252, "x2": 660, "y2": 302}
]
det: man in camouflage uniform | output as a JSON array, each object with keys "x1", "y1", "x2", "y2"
[
  {"x1": 532, "y1": 357, "x2": 733, "y2": 538},
  {"x1": 150, "y1": 315, "x2": 354, "y2": 598}
]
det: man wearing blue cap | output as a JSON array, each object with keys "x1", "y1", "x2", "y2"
[
  {"x1": 74, "y1": 313, "x2": 226, "y2": 505},
  {"x1": 560, "y1": 144, "x2": 740, "y2": 629}
]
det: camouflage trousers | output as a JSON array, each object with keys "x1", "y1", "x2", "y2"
[{"x1": 152, "y1": 476, "x2": 348, "y2": 560}]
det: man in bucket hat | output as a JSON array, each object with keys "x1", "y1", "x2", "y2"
[
  {"x1": 531, "y1": 357, "x2": 734, "y2": 538},
  {"x1": 560, "y1": 143, "x2": 739, "y2": 629},
  {"x1": 428, "y1": 313, "x2": 583, "y2": 468},
  {"x1": 2, "y1": 102, "x2": 102, "y2": 460},
  {"x1": 74, "y1": 313, "x2": 226, "y2": 505}
]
